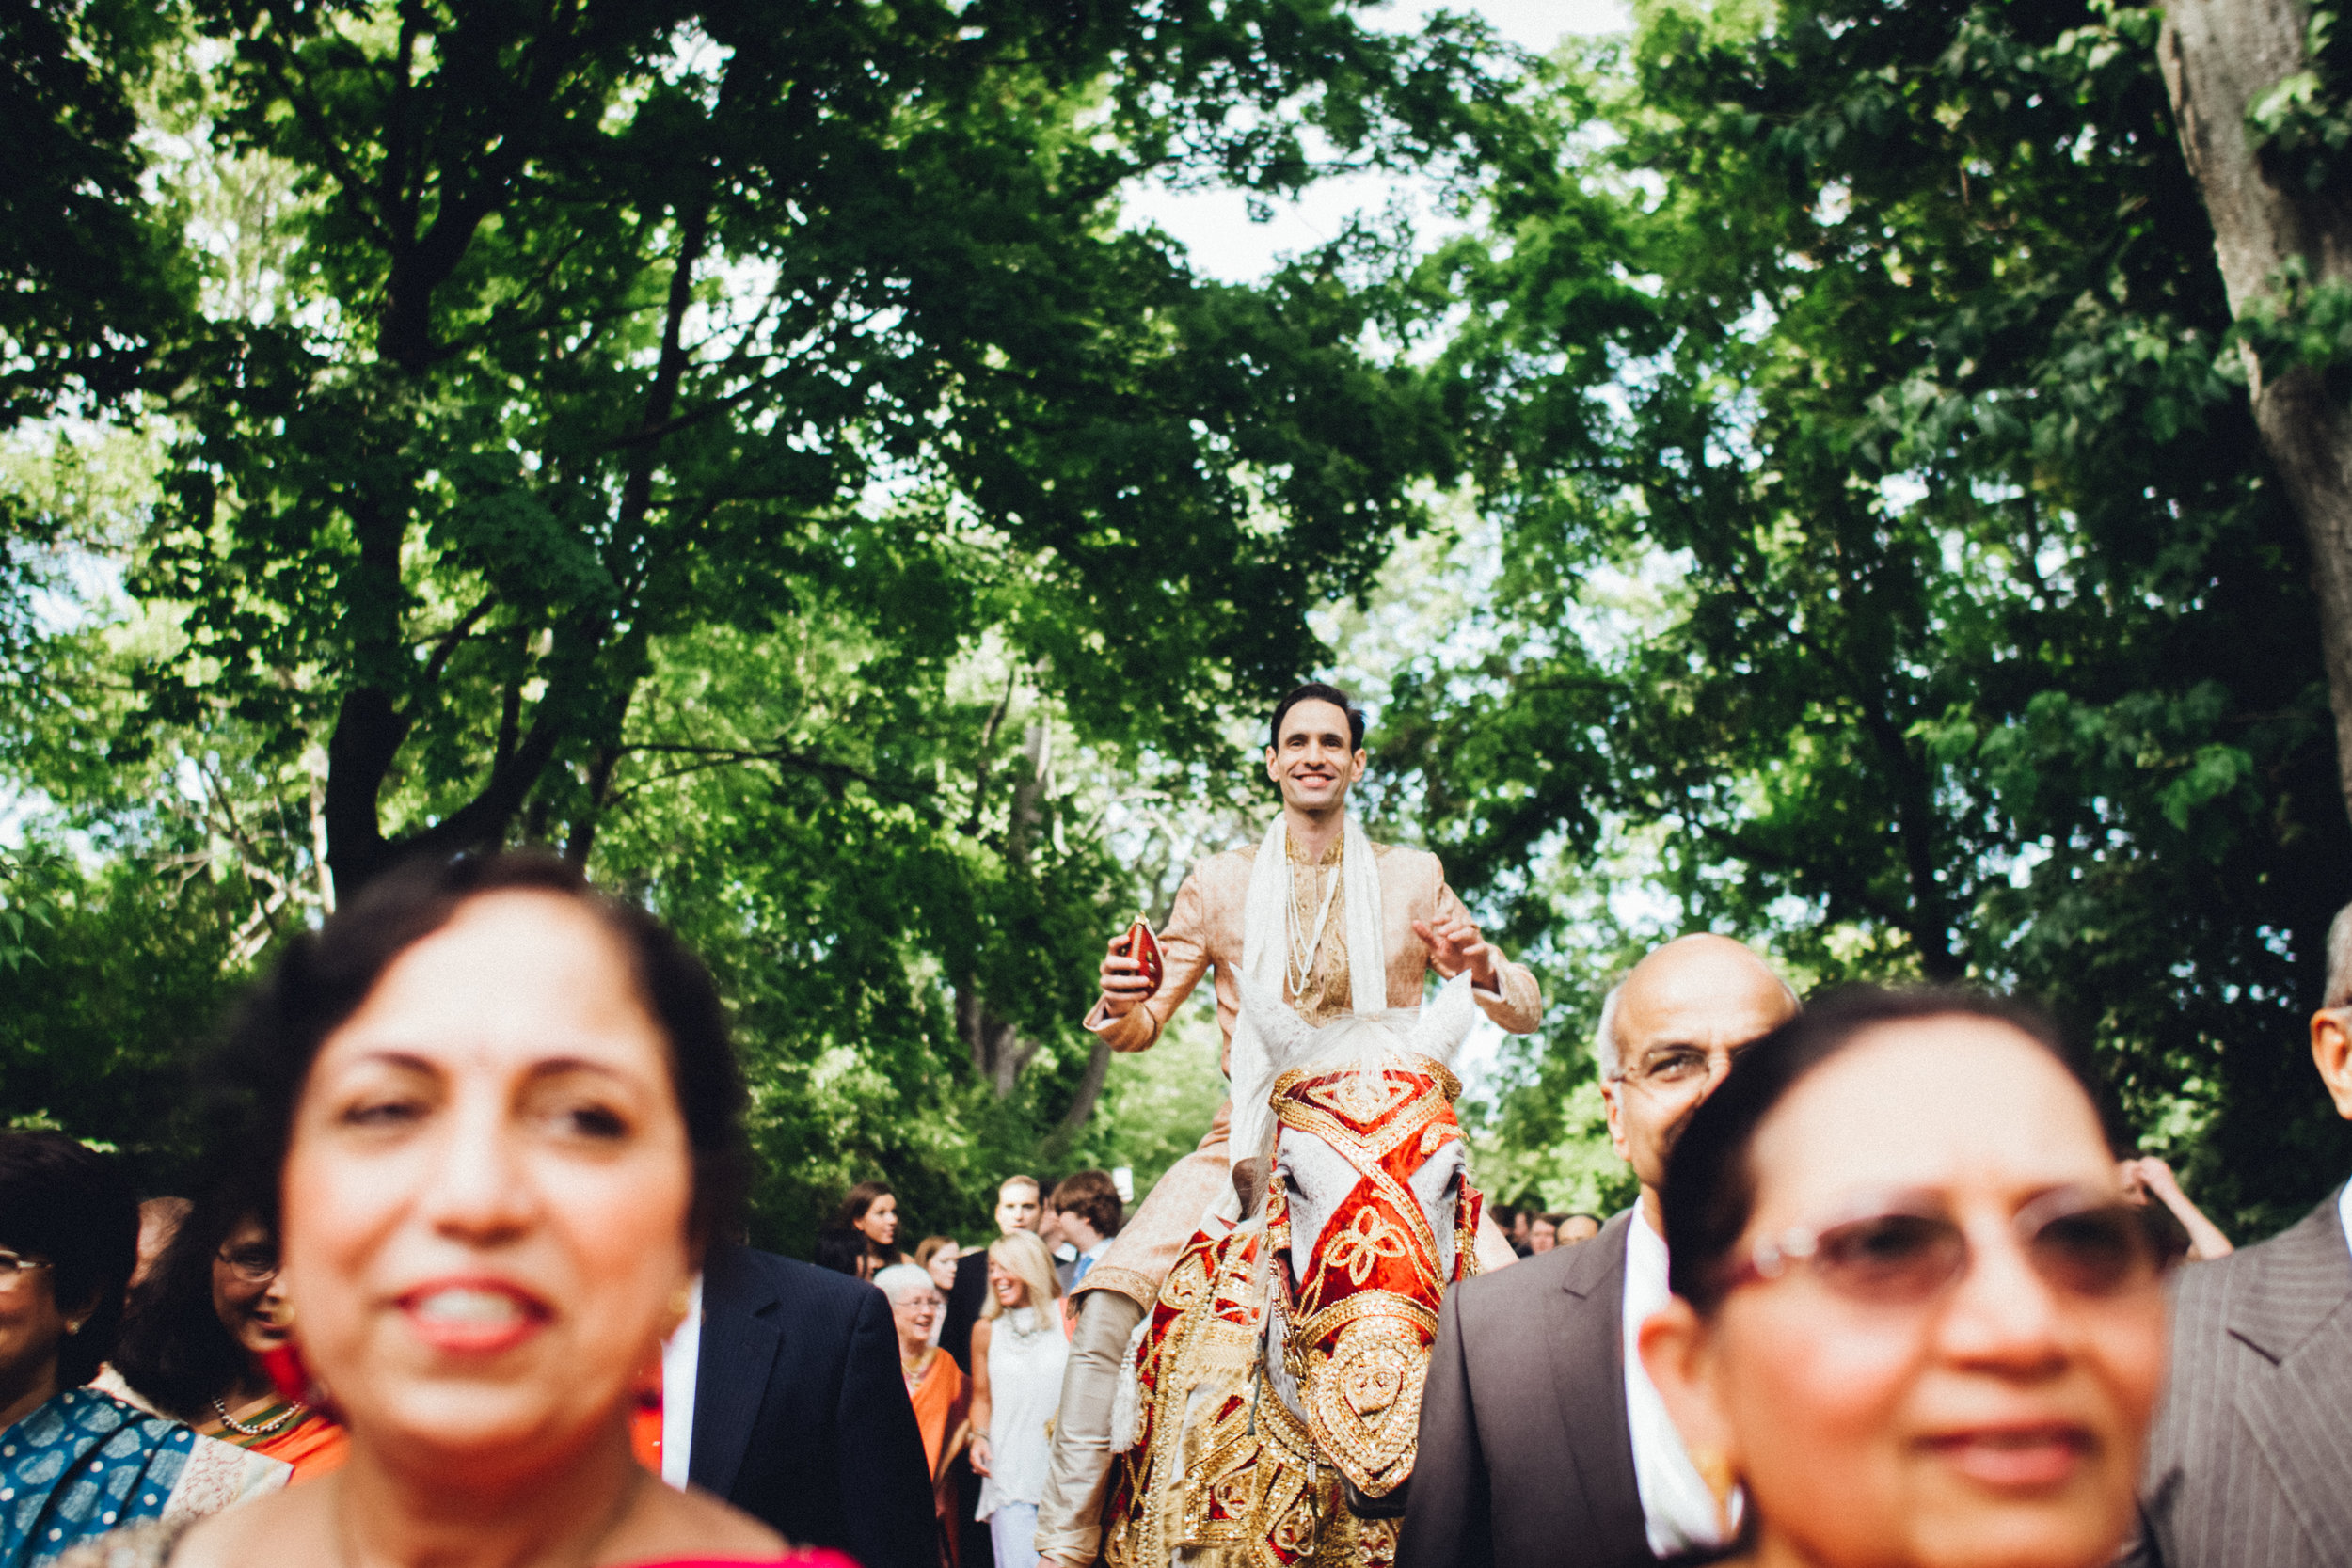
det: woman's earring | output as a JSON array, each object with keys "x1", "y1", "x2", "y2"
[
  {"x1": 63, "y1": 1319, "x2": 84, "y2": 1337},
  {"x1": 1691, "y1": 1447, "x2": 1740, "y2": 1536}
]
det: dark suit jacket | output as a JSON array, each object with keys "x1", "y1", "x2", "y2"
[
  {"x1": 1396, "y1": 1211, "x2": 1658, "y2": 1568},
  {"x1": 2130, "y1": 1187, "x2": 2352, "y2": 1568},
  {"x1": 941, "y1": 1247, "x2": 990, "y2": 1374},
  {"x1": 691, "y1": 1243, "x2": 935, "y2": 1568}
]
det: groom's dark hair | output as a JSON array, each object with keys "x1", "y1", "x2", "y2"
[{"x1": 1269, "y1": 682, "x2": 1366, "y2": 751}]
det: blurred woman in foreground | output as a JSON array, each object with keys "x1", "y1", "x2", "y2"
[
  {"x1": 0, "y1": 1132, "x2": 284, "y2": 1567},
  {"x1": 72, "y1": 852, "x2": 848, "y2": 1568},
  {"x1": 1640, "y1": 989, "x2": 2181, "y2": 1568},
  {"x1": 115, "y1": 1198, "x2": 347, "y2": 1481},
  {"x1": 876, "y1": 1265, "x2": 967, "y2": 1566}
]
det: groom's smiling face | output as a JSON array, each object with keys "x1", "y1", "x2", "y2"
[{"x1": 1266, "y1": 699, "x2": 1366, "y2": 813}]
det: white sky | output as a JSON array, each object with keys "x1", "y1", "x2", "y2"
[{"x1": 1127, "y1": 0, "x2": 1631, "y2": 283}]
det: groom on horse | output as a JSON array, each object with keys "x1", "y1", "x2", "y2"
[{"x1": 1033, "y1": 683, "x2": 1545, "y2": 1568}]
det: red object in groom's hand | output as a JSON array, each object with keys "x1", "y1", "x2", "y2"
[{"x1": 1120, "y1": 914, "x2": 1164, "y2": 997}]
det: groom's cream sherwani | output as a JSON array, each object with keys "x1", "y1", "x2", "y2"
[
  {"x1": 1074, "y1": 832, "x2": 1543, "y2": 1309},
  {"x1": 1037, "y1": 831, "x2": 1544, "y2": 1566}
]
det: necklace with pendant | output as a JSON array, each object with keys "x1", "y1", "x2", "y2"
[{"x1": 1285, "y1": 840, "x2": 1343, "y2": 996}]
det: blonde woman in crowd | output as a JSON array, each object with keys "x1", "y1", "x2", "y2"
[{"x1": 966, "y1": 1229, "x2": 1064, "y2": 1568}]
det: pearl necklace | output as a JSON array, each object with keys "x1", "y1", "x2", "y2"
[{"x1": 212, "y1": 1394, "x2": 304, "y2": 1436}]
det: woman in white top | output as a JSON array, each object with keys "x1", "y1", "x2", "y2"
[{"x1": 966, "y1": 1228, "x2": 1066, "y2": 1568}]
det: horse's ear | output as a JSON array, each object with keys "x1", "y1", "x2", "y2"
[
  {"x1": 1238, "y1": 974, "x2": 1317, "y2": 1067},
  {"x1": 1410, "y1": 971, "x2": 1481, "y2": 1066}
]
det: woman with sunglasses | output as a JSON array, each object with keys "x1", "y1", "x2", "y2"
[
  {"x1": 114, "y1": 1199, "x2": 348, "y2": 1481},
  {"x1": 62, "y1": 853, "x2": 852, "y2": 1568},
  {"x1": 1639, "y1": 988, "x2": 2181, "y2": 1568}
]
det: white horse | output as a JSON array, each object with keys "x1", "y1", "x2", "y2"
[{"x1": 1104, "y1": 974, "x2": 1485, "y2": 1568}]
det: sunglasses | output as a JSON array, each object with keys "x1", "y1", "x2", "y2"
[{"x1": 1723, "y1": 1186, "x2": 2187, "y2": 1307}]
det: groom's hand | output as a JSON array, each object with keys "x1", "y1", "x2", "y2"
[
  {"x1": 1413, "y1": 913, "x2": 1500, "y2": 994},
  {"x1": 1097, "y1": 934, "x2": 1154, "y2": 1020}
]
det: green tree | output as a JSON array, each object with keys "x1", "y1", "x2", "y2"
[
  {"x1": 2160, "y1": 0, "x2": 2352, "y2": 826},
  {"x1": 0, "y1": 0, "x2": 186, "y2": 432},
  {"x1": 133, "y1": 0, "x2": 1517, "y2": 899},
  {"x1": 1389, "y1": 0, "x2": 2352, "y2": 1234},
  {"x1": 1, "y1": 0, "x2": 1543, "y2": 1239}
]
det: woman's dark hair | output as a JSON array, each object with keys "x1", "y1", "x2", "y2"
[
  {"x1": 112, "y1": 1189, "x2": 268, "y2": 1419},
  {"x1": 0, "y1": 1131, "x2": 139, "y2": 1387},
  {"x1": 1661, "y1": 986, "x2": 2117, "y2": 1316},
  {"x1": 1269, "y1": 682, "x2": 1365, "y2": 752},
  {"x1": 813, "y1": 1226, "x2": 868, "y2": 1277},
  {"x1": 834, "y1": 1180, "x2": 893, "y2": 1230},
  {"x1": 834, "y1": 1180, "x2": 898, "y2": 1267},
  {"x1": 204, "y1": 850, "x2": 752, "y2": 1251}
]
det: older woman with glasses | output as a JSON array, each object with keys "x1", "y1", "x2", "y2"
[
  {"x1": 114, "y1": 1199, "x2": 348, "y2": 1481},
  {"x1": 1638, "y1": 988, "x2": 2183, "y2": 1568},
  {"x1": 0, "y1": 1132, "x2": 286, "y2": 1568},
  {"x1": 876, "y1": 1264, "x2": 968, "y2": 1566}
]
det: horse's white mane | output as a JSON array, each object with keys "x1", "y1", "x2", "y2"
[{"x1": 1238, "y1": 969, "x2": 1481, "y2": 1078}]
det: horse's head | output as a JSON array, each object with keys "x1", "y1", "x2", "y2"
[{"x1": 1238, "y1": 972, "x2": 1483, "y2": 1507}]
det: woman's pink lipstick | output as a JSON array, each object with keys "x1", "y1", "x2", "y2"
[
  {"x1": 1922, "y1": 1424, "x2": 2094, "y2": 1489},
  {"x1": 395, "y1": 1279, "x2": 552, "y2": 1354}
]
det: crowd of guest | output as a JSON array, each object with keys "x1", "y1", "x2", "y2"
[{"x1": 7, "y1": 847, "x2": 2352, "y2": 1568}]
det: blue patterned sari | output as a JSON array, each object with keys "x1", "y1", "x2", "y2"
[{"x1": 1, "y1": 1388, "x2": 283, "y2": 1568}]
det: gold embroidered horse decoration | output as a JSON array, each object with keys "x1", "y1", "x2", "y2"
[{"x1": 1103, "y1": 973, "x2": 1486, "y2": 1568}]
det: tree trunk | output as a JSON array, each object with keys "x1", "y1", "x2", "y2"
[
  {"x1": 1040, "y1": 1036, "x2": 1114, "y2": 1161},
  {"x1": 2161, "y1": 0, "x2": 2352, "y2": 822}
]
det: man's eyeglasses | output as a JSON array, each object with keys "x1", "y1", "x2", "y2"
[
  {"x1": 216, "y1": 1244, "x2": 280, "y2": 1283},
  {"x1": 1617, "y1": 1043, "x2": 1749, "y2": 1089},
  {"x1": 0, "y1": 1248, "x2": 56, "y2": 1288},
  {"x1": 1722, "y1": 1186, "x2": 2187, "y2": 1307}
]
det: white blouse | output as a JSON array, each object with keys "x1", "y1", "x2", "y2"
[{"x1": 976, "y1": 1306, "x2": 1068, "y2": 1516}]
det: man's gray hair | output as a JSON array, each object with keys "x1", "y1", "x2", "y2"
[
  {"x1": 872, "y1": 1263, "x2": 938, "y2": 1304},
  {"x1": 2326, "y1": 901, "x2": 2352, "y2": 1009},
  {"x1": 1595, "y1": 983, "x2": 1625, "y2": 1081}
]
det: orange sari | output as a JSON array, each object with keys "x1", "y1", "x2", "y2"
[
  {"x1": 196, "y1": 1396, "x2": 350, "y2": 1482},
  {"x1": 904, "y1": 1347, "x2": 968, "y2": 1567}
]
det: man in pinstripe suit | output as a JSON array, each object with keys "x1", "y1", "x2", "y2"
[{"x1": 2129, "y1": 901, "x2": 2352, "y2": 1567}]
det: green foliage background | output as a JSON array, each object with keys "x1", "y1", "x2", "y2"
[{"x1": 7, "y1": 0, "x2": 2352, "y2": 1251}]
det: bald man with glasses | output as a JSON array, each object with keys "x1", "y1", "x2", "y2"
[{"x1": 1399, "y1": 934, "x2": 1798, "y2": 1568}]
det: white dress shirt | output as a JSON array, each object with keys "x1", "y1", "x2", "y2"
[
  {"x1": 1073, "y1": 1238, "x2": 1110, "y2": 1285},
  {"x1": 2338, "y1": 1177, "x2": 2351, "y2": 1259},
  {"x1": 660, "y1": 1273, "x2": 705, "y2": 1490},
  {"x1": 1622, "y1": 1211, "x2": 1737, "y2": 1558}
]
